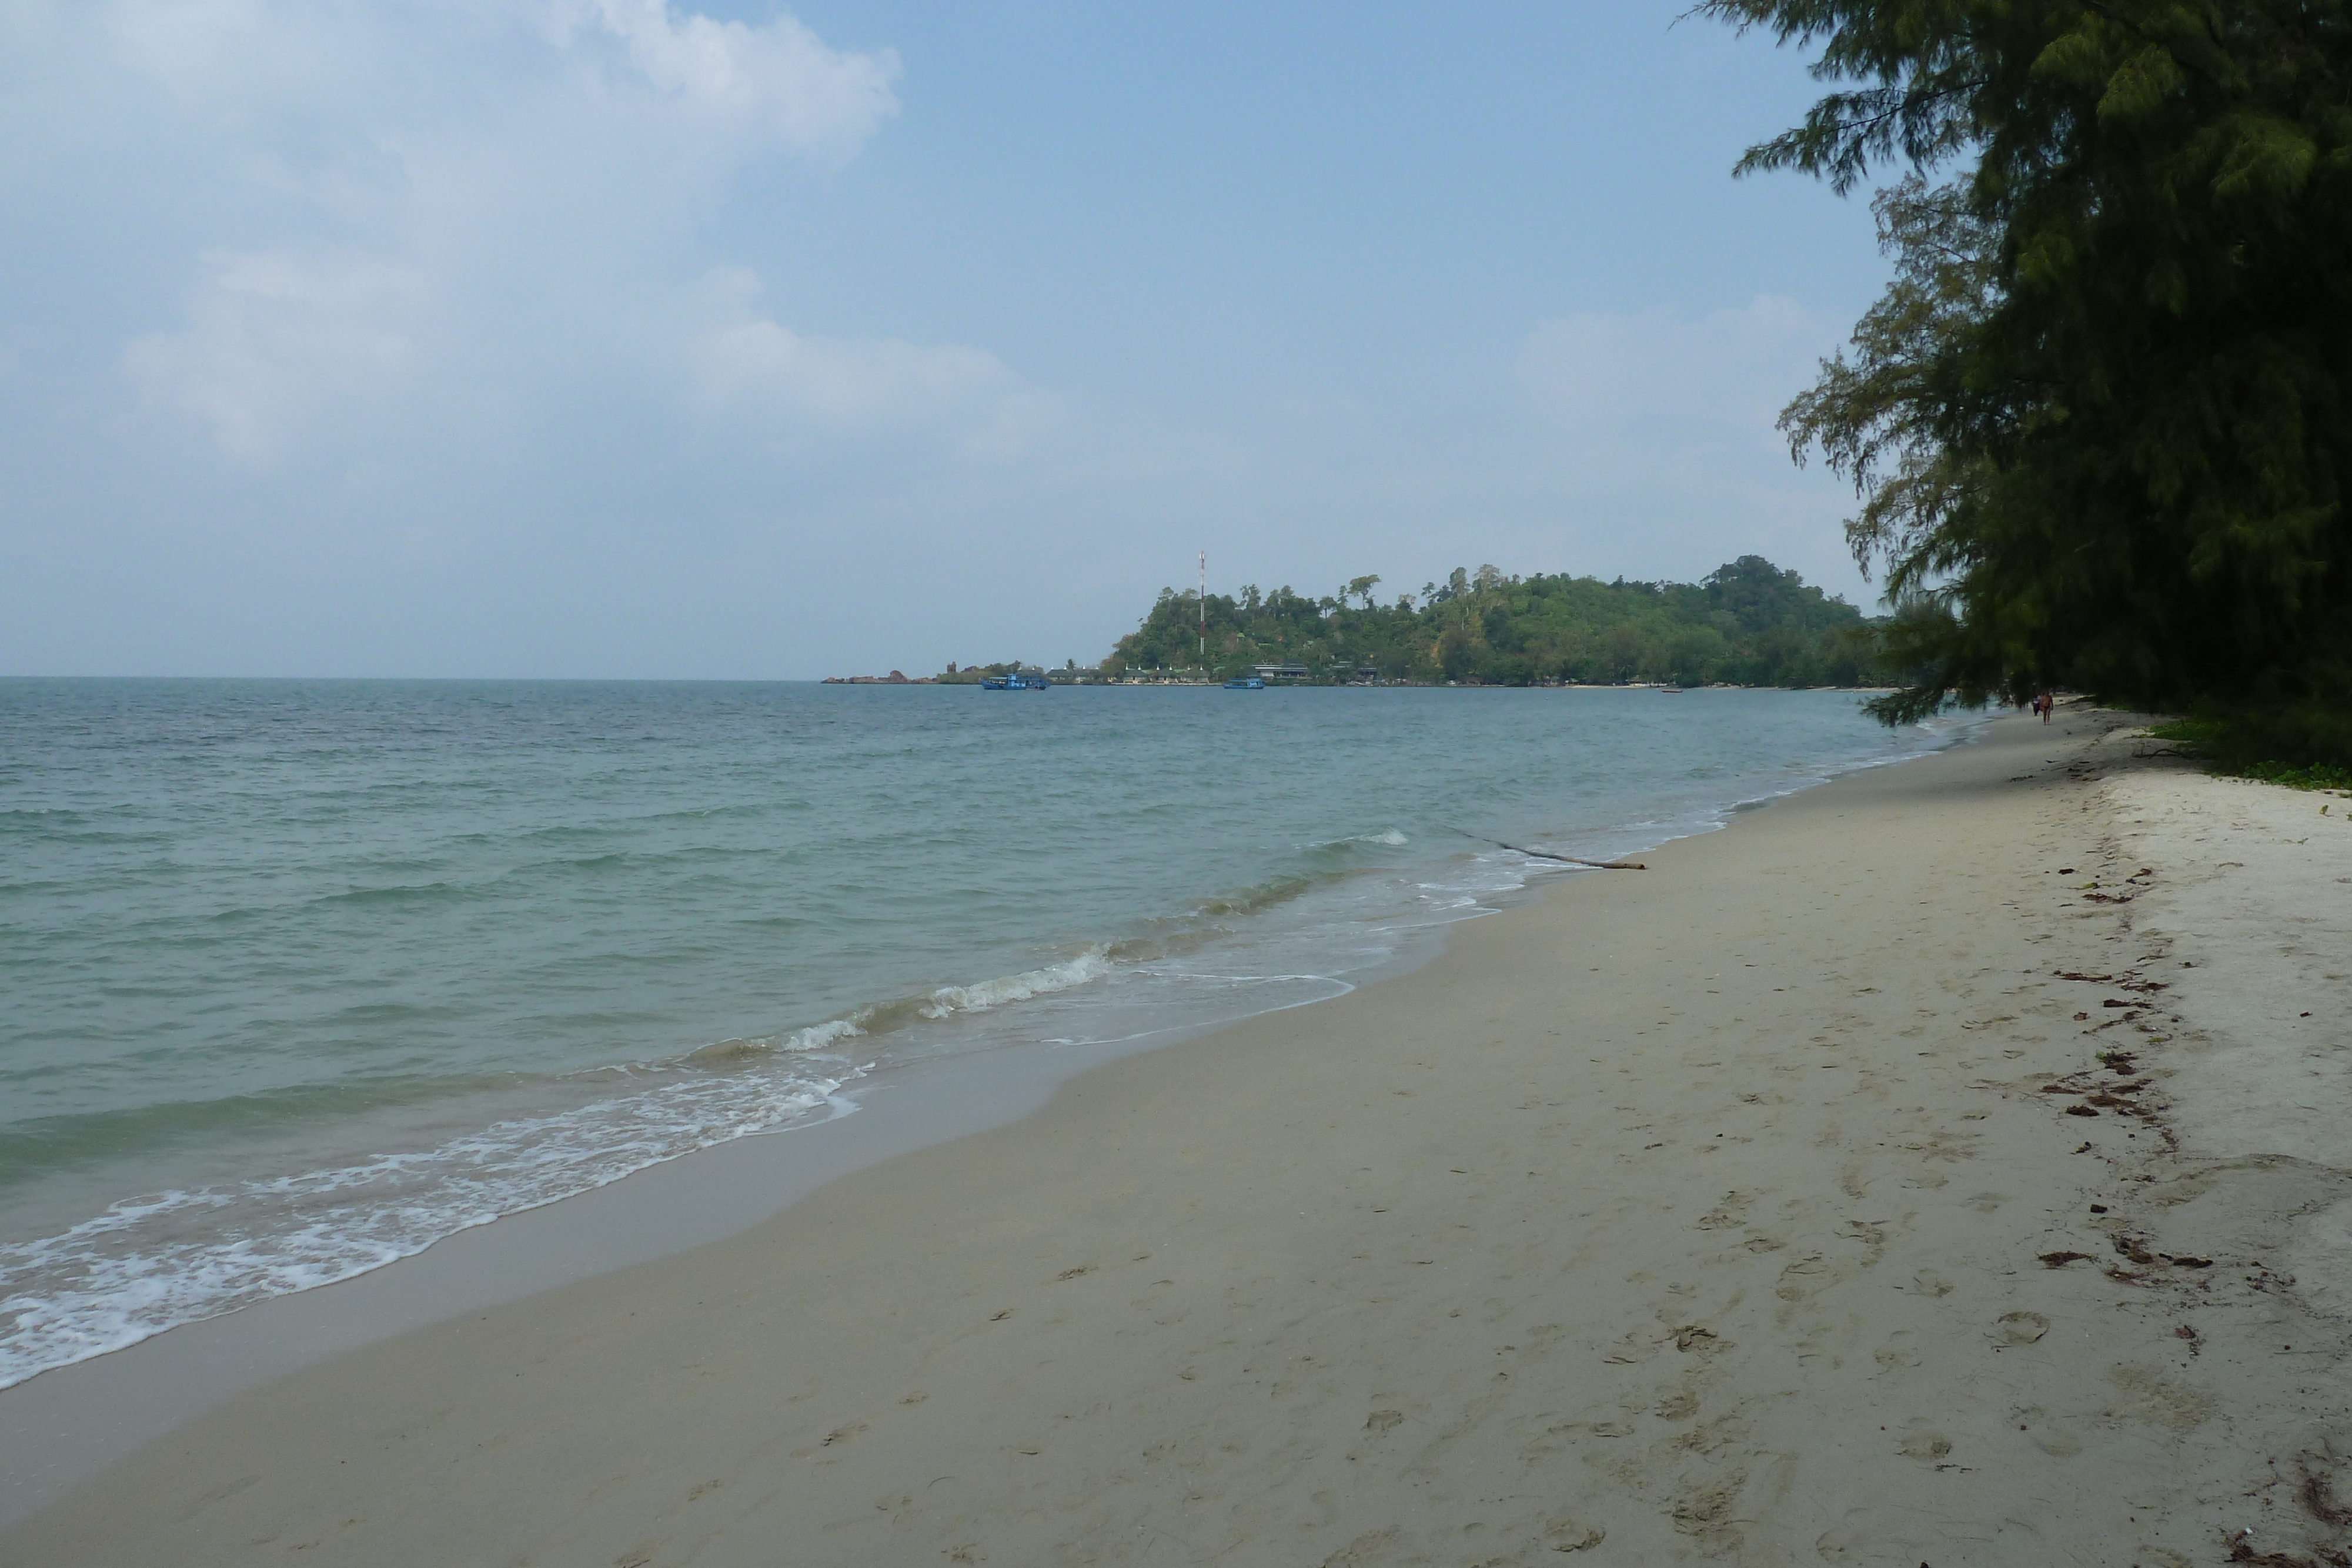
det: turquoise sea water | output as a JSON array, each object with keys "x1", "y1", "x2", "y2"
[{"x1": 0, "y1": 679, "x2": 1965, "y2": 1386}]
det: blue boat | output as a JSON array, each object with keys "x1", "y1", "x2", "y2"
[
  {"x1": 1222, "y1": 677, "x2": 1265, "y2": 690},
  {"x1": 980, "y1": 673, "x2": 1051, "y2": 690}
]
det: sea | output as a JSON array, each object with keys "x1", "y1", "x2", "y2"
[{"x1": 0, "y1": 678, "x2": 1972, "y2": 1389}]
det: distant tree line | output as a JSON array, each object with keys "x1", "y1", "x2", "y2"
[
  {"x1": 1101, "y1": 556, "x2": 1893, "y2": 687},
  {"x1": 935, "y1": 660, "x2": 1077, "y2": 684}
]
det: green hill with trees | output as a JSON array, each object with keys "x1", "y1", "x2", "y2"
[{"x1": 1103, "y1": 556, "x2": 1880, "y2": 687}]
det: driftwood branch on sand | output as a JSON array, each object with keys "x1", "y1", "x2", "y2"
[{"x1": 1451, "y1": 828, "x2": 1646, "y2": 871}]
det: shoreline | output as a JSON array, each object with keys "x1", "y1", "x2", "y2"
[
  {"x1": 0, "y1": 694, "x2": 1953, "y2": 1496},
  {"x1": 9, "y1": 707, "x2": 2350, "y2": 1563},
  {"x1": 1, "y1": 684, "x2": 1939, "y2": 1409}
]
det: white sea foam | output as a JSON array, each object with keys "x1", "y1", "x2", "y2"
[
  {"x1": 0, "y1": 949, "x2": 1150, "y2": 1385},
  {"x1": 918, "y1": 950, "x2": 1112, "y2": 1019},
  {"x1": 766, "y1": 1015, "x2": 868, "y2": 1052},
  {"x1": 0, "y1": 1064, "x2": 858, "y2": 1389}
]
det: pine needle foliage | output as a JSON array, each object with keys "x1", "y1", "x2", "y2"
[{"x1": 1703, "y1": 1, "x2": 2352, "y2": 758}]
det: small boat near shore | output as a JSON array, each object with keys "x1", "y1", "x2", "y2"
[
  {"x1": 1222, "y1": 677, "x2": 1266, "y2": 690},
  {"x1": 980, "y1": 674, "x2": 1052, "y2": 690}
]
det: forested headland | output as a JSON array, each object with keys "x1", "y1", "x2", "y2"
[{"x1": 1100, "y1": 556, "x2": 1884, "y2": 687}]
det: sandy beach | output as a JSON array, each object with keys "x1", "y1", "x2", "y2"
[{"x1": 7, "y1": 706, "x2": 2351, "y2": 1567}]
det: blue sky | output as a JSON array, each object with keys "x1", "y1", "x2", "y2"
[{"x1": 1, "y1": 1, "x2": 1887, "y2": 677}]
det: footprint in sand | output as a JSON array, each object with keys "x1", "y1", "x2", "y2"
[
  {"x1": 2108, "y1": 1364, "x2": 2218, "y2": 1431},
  {"x1": 1542, "y1": 1515, "x2": 1606, "y2": 1553},
  {"x1": 1895, "y1": 1420, "x2": 1953, "y2": 1462},
  {"x1": 1695, "y1": 1192, "x2": 1751, "y2": 1230},
  {"x1": 1813, "y1": 1517, "x2": 1882, "y2": 1560},
  {"x1": 1775, "y1": 1253, "x2": 1830, "y2": 1302},
  {"x1": 2012, "y1": 1405, "x2": 2083, "y2": 1456},
  {"x1": 1989, "y1": 1310, "x2": 2050, "y2": 1348},
  {"x1": 1871, "y1": 1331, "x2": 1922, "y2": 1373}
]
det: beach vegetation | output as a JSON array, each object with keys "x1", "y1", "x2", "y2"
[
  {"x1": 1707, "y1": 1, "x2": 2352, "y2": 766},
  {"x1": 2146, "y1": 717, "x2": 2352, "y2": 790}
]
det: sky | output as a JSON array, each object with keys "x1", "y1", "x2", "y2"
[{"x1": 0, "y1": 1, "x2": 1895, "y2": 678}]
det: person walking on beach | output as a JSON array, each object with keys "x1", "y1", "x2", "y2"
[{"x1": 2040, "y1": 692, "x2": 2054, "y2": 723}]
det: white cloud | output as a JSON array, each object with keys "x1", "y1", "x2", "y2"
[
  {"x1": 126, "y1": 249, "x2": 429, "y2": 462},
  {"x1": 105, "y1": 0, "x2": 899, "y2": 162},
  {"x1": 106, "y1": 0, "x2": 333, "y2": 102},
  {"x1": 570, "y1": 0, "x2": 900, "y2": 164},
  {"x1": 87, "y1": 0, "x2": 1014, "y2": 474},
  {"x1": 691, "y1": 271, "x2": 1056, "y2": 459}
]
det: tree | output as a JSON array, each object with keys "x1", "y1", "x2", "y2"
[
  {"x1": 1706, "y1": 1, "x2": 2352, "y2": 758},
  {"x1": 1438, "y1": 623, "x2": 1484, "y2": 681}
]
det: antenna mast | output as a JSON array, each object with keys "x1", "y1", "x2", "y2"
[{"x1": 1198, "y1": 550, "x2": 1207, "y2": 664}]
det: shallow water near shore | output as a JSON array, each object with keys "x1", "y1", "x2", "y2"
[{"x1": 0, "y1": 679, "x2": 1966, "y2": 1386}]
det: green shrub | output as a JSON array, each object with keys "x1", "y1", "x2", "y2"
[{"x1": 2147, "y1": 714, "x2": 2352, "y2": 791}]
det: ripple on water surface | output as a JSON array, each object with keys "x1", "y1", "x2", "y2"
[{"x1": 0, "y1": 679, "x2": 1972, "y2": 1383}]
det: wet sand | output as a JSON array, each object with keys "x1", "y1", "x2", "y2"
[{"x1": 7, "y1": 706, "x2": 2350, "y2": 1566}]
